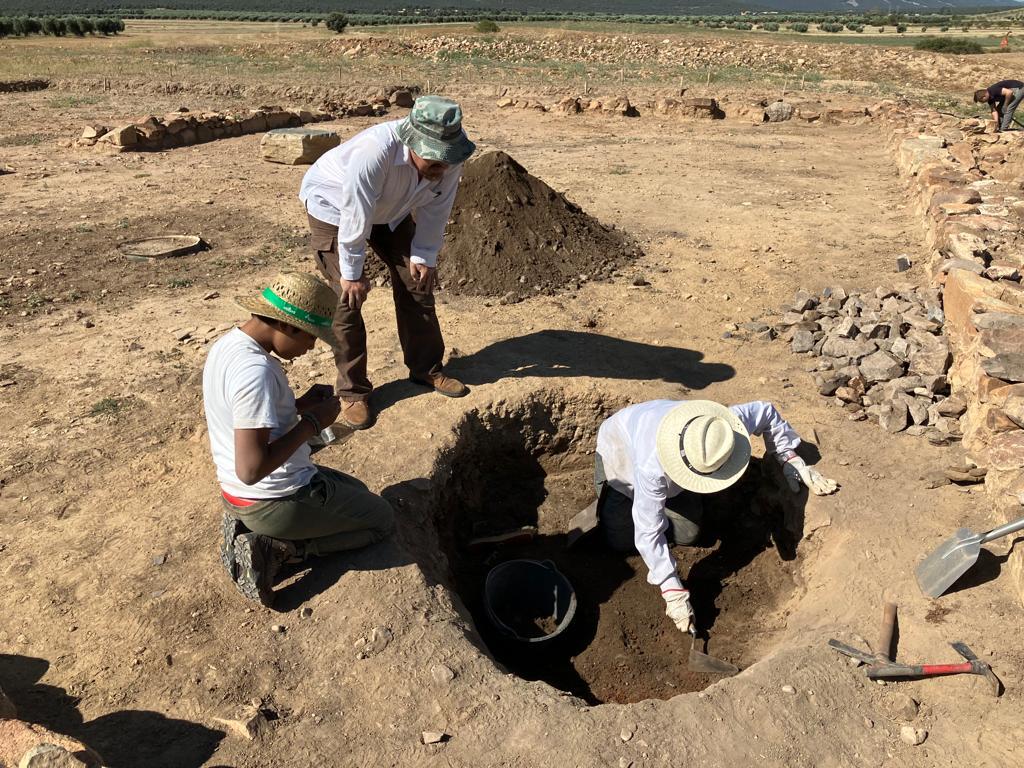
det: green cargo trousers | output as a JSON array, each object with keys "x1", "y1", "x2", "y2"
[{"x1": 224, "y1": 467, "x2": 395, "y2": 556}]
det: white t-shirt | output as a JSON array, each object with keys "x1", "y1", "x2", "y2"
[{"x1": 202, "y1": 328, "x2": 316, "y2": 499}]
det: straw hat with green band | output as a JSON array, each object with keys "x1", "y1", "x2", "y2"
[
  {"x1": 396, "y1": 95, "x2": 476, "y2": 165},
  {"x1": 235, "y1": 272, "x2": 339, "y2": 347}
]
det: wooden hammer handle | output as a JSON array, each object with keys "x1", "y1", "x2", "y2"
[{"x1": 876, "y1": 602, "x2": 897, "y2": 661}]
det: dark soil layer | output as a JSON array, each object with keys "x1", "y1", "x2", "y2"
[
  {"x1": 438, "y1": 151, "x2": 642, "y2": 298},
  {"x1": 444, "y1": 448, "x2": 798, "y2": 705}
]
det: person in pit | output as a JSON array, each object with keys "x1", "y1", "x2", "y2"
[
  {"x1": 204, "y1": 272, "x2": 395, "y2": 606},
  {"x1": 298, "y1": 95, "x2": 477, "y2": 431},
  {"x1": 593, "y1": 399, "x2": 838, "y2": 636}
]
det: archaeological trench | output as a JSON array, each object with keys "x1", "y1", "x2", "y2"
[{"x1": 2, "y1": 83, "x2": 1024, "y2": 767}]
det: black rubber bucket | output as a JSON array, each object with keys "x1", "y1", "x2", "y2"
[{"x1": 484, "y1": 559, "x2": 577, "y2": 644}]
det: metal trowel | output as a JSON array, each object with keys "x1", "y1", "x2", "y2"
[{"x1": 688, "y1": 628, "x2": 740, "y2": 678}]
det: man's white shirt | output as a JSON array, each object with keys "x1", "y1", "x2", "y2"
[
  {"x1": 596, "y1": 400, "x2": 802, "y2": 589},
  {"x1": 299, "y1": 120, "x2": 462, "y2": 280}
]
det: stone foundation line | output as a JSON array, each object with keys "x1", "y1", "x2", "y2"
[{"x1": 871, "y1": 101, "x2": 1024, "y2": 603}]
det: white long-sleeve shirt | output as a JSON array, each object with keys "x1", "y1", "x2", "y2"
[
  {"x1": 298, "y1": 120, "x2": 463, "y2": 280},
  {"x1": 595, "y1": 400, "x2": 801, "y2": 591}
]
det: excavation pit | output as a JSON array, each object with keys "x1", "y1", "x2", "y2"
[{"x1": 436, "y1": 392, "x2": 803, "y2": 704}]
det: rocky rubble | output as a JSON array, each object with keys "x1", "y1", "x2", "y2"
[
  {"x1": 772, "y1": 286, "x2": 961, "y2": 443},
  {"x1": 499, "y1": 94, "x2": 723, "y2": 120}
]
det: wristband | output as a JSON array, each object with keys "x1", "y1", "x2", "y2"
[
  {"x1": 301, "y1": 412, "x2": 322, "y2": 434},
  {"x1": 778, "y1": 449, "x2": 798, "y2": 464}
]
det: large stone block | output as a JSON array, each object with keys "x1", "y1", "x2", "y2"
[
  {"x1": 260, "y1": 127, "x2": 340, "y2": 165},
  {"x1": 97, "y1": 125, "x2": 137, "y2": 147}
]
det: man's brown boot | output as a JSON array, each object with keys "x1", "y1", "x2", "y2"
[
  {"x1": 340, "y1": 399, "x2": 373, "y2": 429},
  {"x1": 410, "y1": 373, "x2": 468, "y2": 398}
]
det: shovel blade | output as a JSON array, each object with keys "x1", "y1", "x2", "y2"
[
  {"x1": 566, "y1": 500, "x2": 599, "y2": 547},
  {"x1": 689, "y1": 636, "x2": 740, "y2": 678},
  {"x1": 915, "y1": 527, "x2": 984, "y2": 598}
]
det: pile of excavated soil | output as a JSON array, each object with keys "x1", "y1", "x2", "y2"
[{"x1": 438, "y1": 151, "x2": 641, "y2": 299}]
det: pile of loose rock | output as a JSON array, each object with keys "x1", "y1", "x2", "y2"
[{"x1": 772, "y1": 285, "x2": 964, "y2": 442}]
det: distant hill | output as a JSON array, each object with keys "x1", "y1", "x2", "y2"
[{"x1": 2, "y1": 1, "x2": 1018, "y2": 16}]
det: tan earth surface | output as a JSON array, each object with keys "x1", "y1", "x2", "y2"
[{"x1": 1, "y1": 20, "x2": 1023, "y2": 768}]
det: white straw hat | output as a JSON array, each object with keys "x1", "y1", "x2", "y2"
[{"x1": 655, "y1": 400, "x2": 751, "y2": 494}]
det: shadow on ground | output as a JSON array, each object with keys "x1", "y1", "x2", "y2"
[
  {"x1": 372, "y1": 330, "x2": 736, "y2": 413},
  {"x1": 0, "y1": 654, "x2": 224, "y2": 768}
]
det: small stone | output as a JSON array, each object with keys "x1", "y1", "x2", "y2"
[
  {"x1": 18, "y1": 744, "x2": 87, "y2": 768},
  {"x1": 791, "y1": 330, "x2": 815, "y2": 353},
  {"x1": 877, "y1": 399, "x2": 909, "y2": 433},
  {"x1": 202, "y1": 291, "x2": 220, "y2": 300},
  {"x1": 863, "y1": 717, "x2": 874, "y2": 728},
  {"x1": 214, "y1": 706, "x2": 269, "y2": 741},
  {"x1": 619, "y1": 759, "x2": 634, "y2": 768},
  {"x1": 172, "y1": 328, "x2": 192, "y2": 342},
  {"x1": 781, "y1": 685, "x2": 796, "y2": 694},
  {"x1": 923, "y1": 470, "x2": 951, "y2": 489},
  {"x1": 81, "y1": 318, "x2": 95, "y2": 328},
  {"x1": 631, "y1": 275, "x2": 650, "y2": 287},
  {"x1": 860, "y1": 351, "x2": 905, "y2": 383},
  {"x1": 421, "y1": 731, "x2": 447, "y2": 745},
  {"x1": 151, "y1": 554, "x2": 167, "y2": 566},
  {"x1": 899, "y1": 726, "x2": 927, "y2": 746},
  {"x1": 620, "y1": 727, "x2": 634, "y2": 742},
  {"x1": 271, "y1": 624, "x2": 285, "y2": 634},
  {"x1": 895, "y1": 255, "x2": 912, "y2": 272},
  {"x1": 892, "y1": 693, "x2": 920, "y2": 721},
  {"x1": 430, "y1": 663, "x2": 456, "y2": 685}
]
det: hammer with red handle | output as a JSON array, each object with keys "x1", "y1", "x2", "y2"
[{"x1": 867, "y1": 642, "x2": 1002, "y2": 697}]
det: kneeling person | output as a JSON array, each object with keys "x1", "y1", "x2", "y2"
[
  {"x1": 595, "y1": 400, "x2": 837, "y2": 637},
  {"x1": 203, "y1": 272, "x2": 395, "y2": 606}
]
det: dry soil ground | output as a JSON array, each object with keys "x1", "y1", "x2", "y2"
[{"x1": 1, "y1": 22, "x2": 1023, "y2": 768}]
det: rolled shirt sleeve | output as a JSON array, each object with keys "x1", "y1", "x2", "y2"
[
  {"x1": 409, "y1": 167, "x2": 462, "y2": 268},
  {"x1": 632, "y1": 467, "x2": 679, "y2": 589},
  {"x1": 335, "y1": 146, "x2": 389, "y2": 281},
  {"x1": 729, "y1": 401, "x2": 802, "y2": 456}
]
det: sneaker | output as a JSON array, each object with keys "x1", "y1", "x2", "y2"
[
  {"x1": 233, "y1": 533, "x2": 297, "y2": 607},
  {"x1": 340, "y1": 399, "x2": 374, "y2": 430},
  {"x1": 220, "y1": 513, "x2": 247, "y2": 579},
  {"x1": 409, "y1": 372, "x2": 468, "y2": 398}
]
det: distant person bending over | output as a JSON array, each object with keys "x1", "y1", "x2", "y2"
[
  {"x1": 203, "y1": 272, "x2": 395, "y2": 607},
  {"x1": 594, "y1": 399, "x2": 838, "y2": 637},
  {"x1": 974, "y1": 79, "x2": 1024, "y2": 132},
  {"x1": 298, "y1": 95, "x2": 477, "y2": 431}
]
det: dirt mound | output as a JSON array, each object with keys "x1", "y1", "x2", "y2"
[{"x1": 439, "y1": 151, "x2": 641, "y2": 298}]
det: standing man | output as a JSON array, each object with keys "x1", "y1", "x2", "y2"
[
  {"x1": 974, "y1": 79, "x2": 1024, "y2": 132},
  {"x1": 593, "y1": 399, "x2": 838, "y2": 637},
  {"x1": 299, "y1": 96, "x2": 476, "y2": 430}
]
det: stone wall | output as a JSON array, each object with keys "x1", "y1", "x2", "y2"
[
  {"x1": 0, "y1": 79, "x2": 49, "y2": 93},
  {"x1": 75, "y1": 92, "x2": 410, "y2": 153},
  {"x1": 872, "y1": 102, "x2": 1024, "y2": 602}
]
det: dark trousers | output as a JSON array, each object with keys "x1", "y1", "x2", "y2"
[
  {"x1": 308, "y1": 213, "x2": 445, "y2": 400},
  {"x1": 594, "y1": 454, "x2": 704, "y2": 553}
]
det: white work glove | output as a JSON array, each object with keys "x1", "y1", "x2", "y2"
[
  {"x1": 781, "y1": 454, "x2": 838, "y2": 496},
  {"x1": 662, "y1": 588, "x2": 695, "y2": 635}
]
